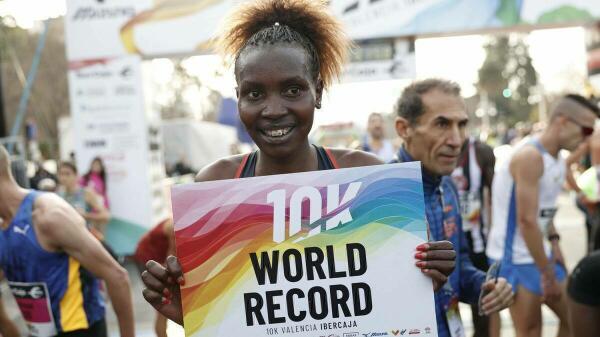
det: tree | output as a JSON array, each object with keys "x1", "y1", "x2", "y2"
[
  {"x1": 0, "y1": 17, "x2": 69, "y2": 159},
  {"x1": 477, "y1": 34, "x2": 539, "y2": 126}
]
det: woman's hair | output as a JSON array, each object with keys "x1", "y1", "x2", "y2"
[
  {"x1": 83, "y1": 157, "x2": 106, "y2": 187},
  {"x1": 217, "y1": 0, "x2": 350, "y2": 88},
  {"x1": 59, "y1": 161, "x2": 78, "y2": 174}
]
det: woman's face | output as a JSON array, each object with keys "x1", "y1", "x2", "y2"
[
  {"x1": 236, "y1": 44, "x2": 322, "y2": 159},
  {"x1": 91, "y1": 159, "x2": 102, "y2": 173},
  {"x1": 58, "y1": 166, "x2": 77, "y2": 188}
]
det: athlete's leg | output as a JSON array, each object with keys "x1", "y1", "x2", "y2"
[
  {"x1": 488, "y1": 312, "x2": 500, "y2": 337},
  {"x1": 568, "y1": 298, "x2": 600, "y2": 337},
  {"x1": 155, "y1": 312, "x2": 168, "y2": 337},
  {"x1": 544, "y1": 281, "x2": 570, "y2": 337},
  {"x1": 509, "y1": 285, "x2": 542, "y2": 337}
]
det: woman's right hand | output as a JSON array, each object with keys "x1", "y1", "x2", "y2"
[{"x1": 142, "y1": 255, "x2": 184, "y2": 325}]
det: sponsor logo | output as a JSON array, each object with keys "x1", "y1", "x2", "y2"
[
  {"x1": 424, "y1": 327, "x2": 431, "y2": 334},
  {"x1": 363, "y1": 333, "x2": 389, "y2": 337},
  {"x1": 328, "y1": 334, "x2": 340, "y2": 337},
  {"x1": 408, "y1": 329, "x2": 420, "y2": 335},
  {"x1": 344, "y1": 333, "x2": 359, "y2": 337},
  {"x1": 72, "y1": 6, "x2": 136, "y2": 21},
  {"x1": 84, "y1": 139, "x2": 106, "y2": 148},
  {"x1": 400, "y1": 330, "x2": 407, "y2": 335},
  {"x1": 13, "y1": 225, "x2": 30, "y2": 236}
]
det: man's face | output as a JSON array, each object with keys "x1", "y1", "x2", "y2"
[
  {"x1": 397, "y1": 89, "x2": 469, "y2": 176},
  {"x1": 368, "y1": 114, "x2": 385, "y2": 140},
  {"x1": 559, "y1": 111, "x2": 596, "y2": 151}
]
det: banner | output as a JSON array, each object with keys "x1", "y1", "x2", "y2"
[
  {"x1": 68, "y1": 55, "x2": 168, "y2": 254},
  {"x1": 65, "y1": 0, "x2": 600, "y2": 61},
  {"x1": 343, "y1": 38, "x2": 416, "y2": 82},
  {"x1": 172, "y1": 162, "x2": 437, "y2": 337}
]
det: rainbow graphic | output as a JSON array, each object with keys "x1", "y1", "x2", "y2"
[{"x1": 172, "y1": 162, "x2": 437, "y2": 337}]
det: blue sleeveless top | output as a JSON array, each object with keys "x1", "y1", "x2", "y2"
[{"x1": 0, "y1": 191, "x2": 104, "y2": 336}]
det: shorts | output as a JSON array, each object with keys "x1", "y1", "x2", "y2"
[
  {"x1": 55, "y1": 319, "x2": 107, "y2": 337},
  {"x1": 568, "y1": 252, "x2": 600, "y2": 307},
  {"x1": 490, "y1": 259, "x2": 567, "y2": 297}
]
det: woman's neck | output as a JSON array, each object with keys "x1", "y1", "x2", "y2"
[{"x1": 255, "y1": 142, "x2": 318, "y2": 176}]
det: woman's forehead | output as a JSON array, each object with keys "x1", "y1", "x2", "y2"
[{"x1": 237, "y1": 44, "x2": 312, "y2": 81}]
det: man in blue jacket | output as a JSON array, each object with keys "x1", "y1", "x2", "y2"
[{"x1": 393, "y1": 79, "x2": 514, "y2": 337}]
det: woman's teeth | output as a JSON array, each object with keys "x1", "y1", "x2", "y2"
[{"x1": 265, "y1": 127, "x2": 292, "y2": 137}]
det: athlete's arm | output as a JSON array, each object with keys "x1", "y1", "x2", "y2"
[
  {"x1": 511, "y1": 148, "x2": 549, "y2": 270},
  {"x1": 0, "y1": 293, "x2": 20, "y2": 337},
  {"x1": 34, "y1": 194, "x2": 135, "y2": 337},
  {"x1": 82, "y1": 188, "x2": 110, "y2": 224},
  {"x1": 565, "y1": 141, "x2": 588, "y2": 192}
]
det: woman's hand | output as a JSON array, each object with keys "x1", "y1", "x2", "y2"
[
  {"x1": 142, "y1": 255, "x2": 185, "y2": 325},
  {"x1": 415, "y1": 241, "x2": 456, "y2": 291}
]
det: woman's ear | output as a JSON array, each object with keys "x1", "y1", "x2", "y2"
[{"x1": 315, "y1": 78, "x2": 324, "y2": 109}]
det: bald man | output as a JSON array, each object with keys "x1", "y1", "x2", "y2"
[
  {"x1": 0, "y1": 145, "x2": 135, "y2": 337},
  {"x1": 486, "y1": 94, "x2": 597, "y2": 337}
]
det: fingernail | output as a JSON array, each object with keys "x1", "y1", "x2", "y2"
[
  {"x1": 416, "y1": 261, "x2": 426, "y2": 268},
  {"x1": 162, "y1": 297, "x2": 170, "y2": 305},
  {"x1": 178, "y1": 276, "x2": 185, "y2": 286},
  {"x1": 163, "y1": 288, "x2": 171, "y2": 298},
  {"x1": 415, "y1": 252, "x2": 426, "y2": 259},
  {"x1": 416, "y1": 244, "x2": 429, "y2": 251}
]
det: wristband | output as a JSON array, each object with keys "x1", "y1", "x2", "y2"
[{"x1": 548, "y1": 233, "x2": 560, "y2": 242}]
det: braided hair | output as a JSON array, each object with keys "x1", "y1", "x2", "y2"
[{"x1": 217, "y1": 0, "x2": 350, "y2": 89}]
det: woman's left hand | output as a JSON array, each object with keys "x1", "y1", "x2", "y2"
[{"x1": 415, "y1": 240, "x2": 456, "y2": 291}]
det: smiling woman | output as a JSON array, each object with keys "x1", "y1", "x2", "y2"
[{"x1": 140, "y1": 0, "x2": 458, "y2": 325}]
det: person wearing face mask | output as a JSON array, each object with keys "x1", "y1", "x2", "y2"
[
  {"x1": 393, "y1": 79, "x2": 514, "y2": 337},
  {"x1": 140, "y1": 0, "x2": 458, "y2": 326},
  {"x1": 486, "y1": 94, "x2": 598, "y2": 337}
]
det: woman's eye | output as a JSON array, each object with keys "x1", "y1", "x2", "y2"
[
  {"x1": 284, "y1": 87, "x2": 301, "y2": 96},
  {"x1": 248, "y1": 91, "x2": 261, "y2": 99}
]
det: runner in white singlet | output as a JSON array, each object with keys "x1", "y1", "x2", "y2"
[{"x1": 486, "y1": 94, "x2": 597, "y2": 337}]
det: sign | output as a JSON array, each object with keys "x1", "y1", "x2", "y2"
[
  {"x1": 68, "y1": 55, "x2": 168, "y2": 254},
  {"x1": 343, "y1": 38, "x2": 416, "y2": 82},
  {"x1": 65, "y1": 0, "x2": 600, "y2": 61},
  {"x1": 172, "y1": 162, "x2": 437, "y2": 337}
]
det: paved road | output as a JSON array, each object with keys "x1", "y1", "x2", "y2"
[{"x1": 1, "y1": 192, "x2": 589, "y2": 337}]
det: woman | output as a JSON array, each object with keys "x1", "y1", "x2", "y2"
[
  {"x1": 81, "y1": 157, "x2": 109, "y2": 209},
  {"x1": 58, "y1": 162, "x2": 110, "y2": 237},
  {"x1": 142, "y1": 0, "x2": 456, "y2": 325}
]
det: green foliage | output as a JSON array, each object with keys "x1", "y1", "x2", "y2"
[{"x1": 477, "y1": 35, "x2": 538, "y2": 126}]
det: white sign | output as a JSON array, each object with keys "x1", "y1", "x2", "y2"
[
  {"x1": 68, "y1": 55, "x2": 167, "y2": 247},
  {"x1": 343, "y1": 38, "x2": 416, "y2": 82}
]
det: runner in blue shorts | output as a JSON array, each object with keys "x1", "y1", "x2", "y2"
[{"x1": 486, "y1": 94, "x2": 598, "y2": 337}]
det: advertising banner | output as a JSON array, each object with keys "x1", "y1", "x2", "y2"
[
  {"x1": 172, "y1": 162, "x2": 437, "y2": 337},
  {"x1": 68, "y1": 55, "x2": 168, "y2": 254},
  {"x1": 66, "y1": 0, "x2": 600, "y2": 60}
]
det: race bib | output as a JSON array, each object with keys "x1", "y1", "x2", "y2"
[
  {"x1": 459, "y1": 191, "x2": 481, "y2": 231},
  {"x1": 9, "y1": 282, "x2": 57, "y2": 337},
  {"x1": 538, "y1": 208, "x2": 557, "y2": 235}
]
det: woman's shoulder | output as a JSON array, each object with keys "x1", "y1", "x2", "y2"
[
  {"x1": 326, "y1": 148, "x2": 383, "y2": 168},
  {"x1": 194, "y1": 154, "x2": 250, "y2": 182}
]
